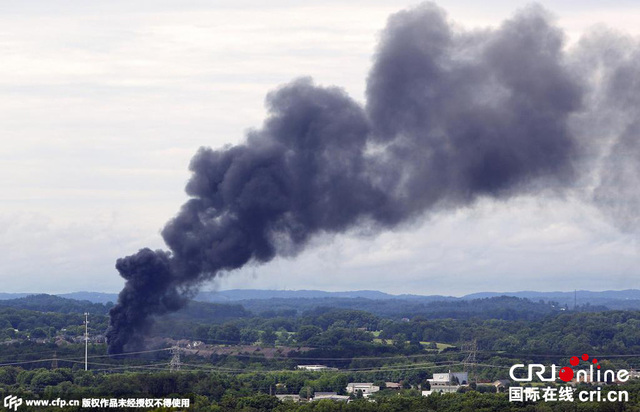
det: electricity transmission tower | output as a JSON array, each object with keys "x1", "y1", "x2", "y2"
[
  {"x1": 462, "y1": 339, "x2": 478, "y2": 383},
  {"x1": 170, "y1": 346, "x2": 181, "y2": 372},
  {"x1": 84, "y1": 312, "x2": 89, "y2": 371}
]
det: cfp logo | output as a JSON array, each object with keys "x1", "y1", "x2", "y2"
[{"x1": 3, "y1": 395, "x2": 22, "y2": 411}]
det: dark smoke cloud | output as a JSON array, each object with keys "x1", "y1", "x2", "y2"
[
  {"x1": 366, "y1": 3, "x2": 580, "y2": 210},
  {"x1": 571, "y1": 31, "x2": 640, "y2": 231},
  {"x1": 108, "y1": 3, "x2": 591, "y2": 353}
]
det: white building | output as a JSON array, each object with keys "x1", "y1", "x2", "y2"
[
  {"x1": 346, "y1": 383, "x2": 380, "y2": 398},
  {"x1": 385, "y1": 382, "x2": 402, "y2": 390},
  {"x1": 313, "y1": 392, "x2": 350, "y2": 402},
  {"x1": 296, "y1": 365, "x2": 336, "y2": 371},
  {"x1": 422, "y1": 371, "x2": 469, "y2": 397},
  {"x1": 275, "y1": 394, "x2": 301, "y2": 402}
]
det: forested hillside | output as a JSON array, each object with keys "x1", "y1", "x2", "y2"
[{"x1": 1, "y1": 294, "x2": 640, "y2": 411}]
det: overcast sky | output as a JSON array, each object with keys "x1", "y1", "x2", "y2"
[{"x1": 1, "y1": 0, "x2": 639, "y2": 295}]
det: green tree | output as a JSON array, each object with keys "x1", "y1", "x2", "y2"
[
  {"x1": 299, "y1": 386, "x2": 313, "y2": 400},
  {"x1": 261, "y1": 328, "x2": 277, "y2": 346},
  {"x1": 296, "y1": 325, "x2": 322, "y2": 343},
  {"x1": 31, "y1": 327, "x2": 48, "y2": 339},
  {"x1": 217, "y1": 323, "x2": 241, "y2": 344},
  {"x1": 240, "y1": 329, "x2": 259, "y2": 344}
]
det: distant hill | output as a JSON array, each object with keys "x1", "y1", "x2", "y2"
[
  {"x1": 194, "y1": 289, "x2": 451, "y2": 302},
  {"x1": 463, "y1": 289, "x2": 640, "y2": 300},
  {"x1": 462, "y1": 289, "x2": 640, "y2": 310},
  {"x1": 0, "y1": 291, "x2": 637, "y2": 324},
  {"x1": 229, "y1": 295, "x2": 561, "y2": 320},
  {"x1": 0, "y1": 294, "x2": 249, "y2": 323},
  {"x1": 167, "y1": 300, "x2": 251, "y2": 323},
  {"x1": 58, "y1": 291, "x2": 118, "y2": 304},
  {"x1": 195, "y1": 289, "x2": 390, "y2": 301},
  {"x1": 0, "y1": 294, "x2": 110, "y2": 315},
  {"x1": 1, "y1": 288, "x2": 640, "y2": 311},
  {"x1": 0, "y1": 293, "x2": 29, "y2": 300},
  {"x1": 193, "y1": 288, "x2": 640, "y2": 310}
]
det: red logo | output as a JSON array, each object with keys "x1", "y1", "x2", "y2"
[{"x1": 559, "y1": 353, "x2": 600, "y2": 382}]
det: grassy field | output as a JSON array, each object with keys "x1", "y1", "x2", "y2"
[{"x1": 370, "y1": 332, "x2": 455, "y2": 352}]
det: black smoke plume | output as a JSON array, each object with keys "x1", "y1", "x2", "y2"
[
  {"x1": 572, "y1": 31, "x2": 640, "y2": 231},
  {"x1": 108, "y1": 3, "x2": 588, "y2": 353}
]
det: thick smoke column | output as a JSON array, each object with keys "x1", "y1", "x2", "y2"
[{"x1": 107, "y1": 3, "x2": 584, "y2": 353}]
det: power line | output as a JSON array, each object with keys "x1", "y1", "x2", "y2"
[
  {"x1": 0, "y1": 358, "x2": 69, "y2": 367},
  {"x1": 0, "y1": 343, "x2": 170, "y2": 363},
  {"x1": 0, "y1": 348, "x2": 171, "y2": 367},
  {"x1": 6, "y1": 341, "x2": 640, "y2": 373},
  {"x1": 91, "y1": 363, "x2": 171, "y2": 372},
  {"x1": 0, "y1": 350, "x2": 65, "y2": 362},
  {"x1": 86, "y1": 348, "x2": 171, "y2": 359},
  {"x1": 180, "y1": 348, "x2": 455, "y2": 361},
  {"x1": 171, "y1": 361, "x2": 468, "y2": 375}
]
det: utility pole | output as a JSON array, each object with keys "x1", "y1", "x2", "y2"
[
  {"x1": 574, "y1": 289, "x2": 577, "y2": 310},
  {"x1": 170, "y1": 346, "x2": 181, "y2": 372},
  {"x1": 84, "y1": 312, "x2": 89, "y2": 371}
]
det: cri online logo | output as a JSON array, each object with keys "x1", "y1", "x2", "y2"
[{"x1": 510, "y1": 353, "x2": 630, "y2": 383}]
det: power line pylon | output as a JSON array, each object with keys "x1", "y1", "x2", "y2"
[
  {"x1": 84, "y1": 312, "x2": 89, "y2": 371},
  {"x1": 170, "y1": 346, "x2": 181, "y2": 372},
  {"x1": 462, "y1": 339, "x2": 478, "y2": 383}
]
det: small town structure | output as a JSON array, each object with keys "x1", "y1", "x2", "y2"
[
  {"x1": 313, "y1": 392, "x2": 350, "y2": 402},
  {"x1": 296, "y1": 364, "x2": 336, "y2": 371},
  {"x1": 422, "y1": 371, "x2": 469, "y2": 396},
  {"x1": 493, "y1": 379, "x2": 510, "y2": 392},
  {"x1": 346, "y1": 383, "x2": 380, "y2": 398},
  {"x1": 385, "y1": 382, "x2": 402, "y2": 390},
  {"x1": 275, "y1": 394, "x2": 301, "y2": 402}
]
